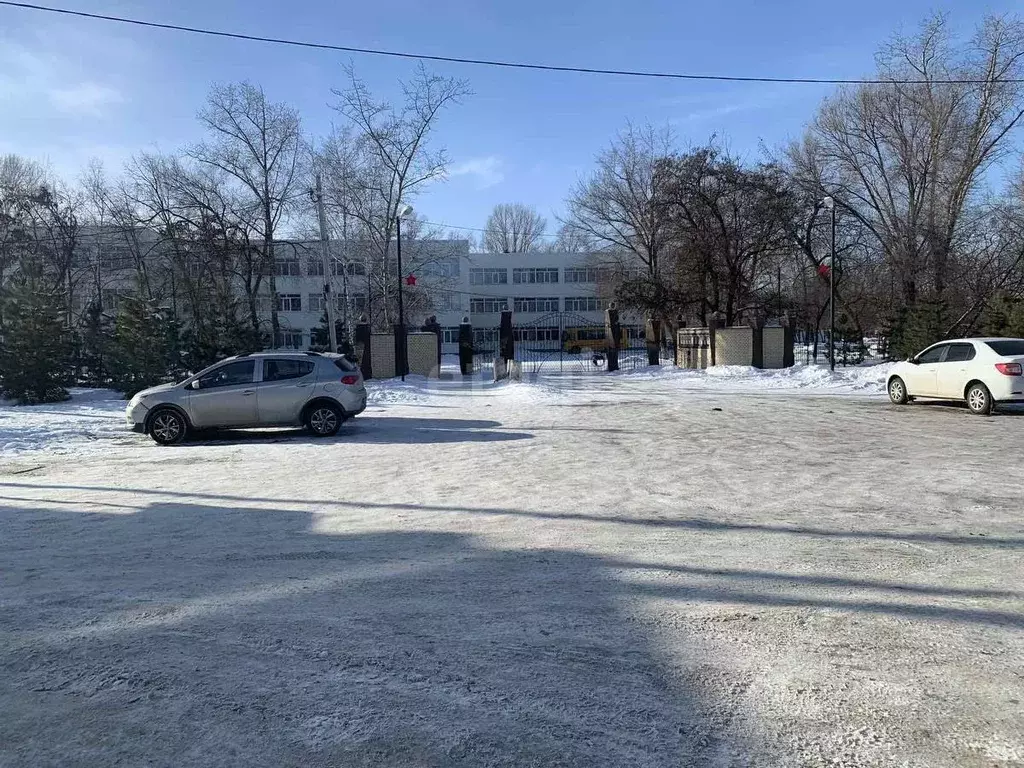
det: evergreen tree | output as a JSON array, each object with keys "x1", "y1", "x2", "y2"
[
  {"x1": 310, "y1": 310, "x2": 353, "y2": 355},
  {"x1": 75, "y1": 301, "x2": 114, "y2": 386},
  {"x1": 0, "y1": 269, "x2": 71, "y2": 404},
  {"x1": 981, "y1": 293, "x2": 1024, "y2": 338},
  {"x1": 108, "y1": 297, "x2": 181, "y2": 398},
  {"x1": 886, "y1": 300, "x2": 947, "y2": 360}
]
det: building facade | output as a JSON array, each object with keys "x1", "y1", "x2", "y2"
[{"x1": 60, "y1": 229, "x2": 632, "y2": 355}]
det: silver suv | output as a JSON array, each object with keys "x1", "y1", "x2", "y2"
[{"x1": 126, "y1": 352, "x2": 367, "y2": 445}]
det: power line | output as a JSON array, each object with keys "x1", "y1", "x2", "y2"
[{"x1": 1, "y1": 0, "x2": 1017, "y2": 86}]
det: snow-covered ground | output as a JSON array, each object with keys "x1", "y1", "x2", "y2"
[
  {"x1": 0, "y1": 362, "x2": 894, "y2": 458},
  {"x1": 2, "y1": 365, "x2": 1022, "y2": 766}
]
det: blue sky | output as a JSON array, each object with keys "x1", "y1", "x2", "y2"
[{"x1": 1, "y1": 0, "x2": 1021, "y2": 239}]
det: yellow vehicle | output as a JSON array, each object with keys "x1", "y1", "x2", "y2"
[{"x1": 562, "y1": 327, "x2": 629, "y2": 354}]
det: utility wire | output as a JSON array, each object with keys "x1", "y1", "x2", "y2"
[{"x1": 0, "y1": 0, "x2": 1018, "y2": 85}]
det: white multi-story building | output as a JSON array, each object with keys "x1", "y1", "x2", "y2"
[{"x1": 59, "y1": 229, "x2": 636, "y2": 354}]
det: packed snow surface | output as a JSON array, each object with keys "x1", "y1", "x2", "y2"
[{"x1": 2, "y1": 362, "x2": 1021, "y2": 766}]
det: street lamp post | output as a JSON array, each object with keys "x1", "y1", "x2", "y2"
[
  {"x1": 396, "y1": 204, "x2": 413, "y2": 380},
  {"x1": 823, "y1": 196, "x2": 837, "y2": 372}
]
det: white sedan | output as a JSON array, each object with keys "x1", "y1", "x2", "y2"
[{"x1": 887, "y1": 338, "x2": 1024, "y2": 415}]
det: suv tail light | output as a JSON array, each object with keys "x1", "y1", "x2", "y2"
[
  {"x1": 995, "y1": 362, "x2": 1023, "y2": 376},
  {"x1": 340, "y1": 375, "x2": 360, "y2": 385}
]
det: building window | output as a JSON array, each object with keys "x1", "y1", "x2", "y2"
[
  {"x1": 332, "y1": 260, "x2": 366, "y2": 277},
  {"x1": 274, "y1": 330, "x2": 305, "y2": 349},
  {"x1": 99, "y1": 245, "x2": 133, "y2": 272},
  {"x1": 473, "y1": 328, "x2": 498, "y2": 349},
  {"x1": 255, "y1": 295, "x2": 272, "y2": 313},
  {"x1": 441, "y1": 327, "x2": 460, "y2": 344},
  {"x1": 470, "y1": 297, "x2": 507, "y2": 314},
  {"x1": 564, "y1": 267, "x2": 610, "y2": 283},
  {"x1": 276, "y1": 294, "x2": 302, "y2": 312},
  {"x1": 513, "y1": 268, "x2": 558, "y2": 284},
  {"x1": 100, "y1": 289, "x2": 130, "y2": 311},
  {"x1": 434, "y1": 292, "x2": 460, "y2": 312},
  {"x1": 308, "y1": 294, "x2": 326, "y2": 313},
  {"x1": 184, "y1": 257, "x2": 203, "y2": 279},
  {"x1": 275, "y1": 258, "x2": 301, "y2": 277},
  {"x1": 513, "y1": 297, "x2": 560, "y2": 313},
  {"x1": 564, "y1": 296, "x2": 602, "y2": 312},
  {"x1": 469, "y1": 267, "x2": 508, "y2": 285},
  {"x1": 307, "y1": 260, "x2": 325, "y2": 277},
  {"x1": 335, "y1": 294, "x2": 368, "y2": 313},
  {"x1": 423, "y1": 258, "x2": 460, "y2": 278}
]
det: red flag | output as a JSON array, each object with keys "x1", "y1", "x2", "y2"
[{"x1": 405, "y1": 273, "x2": 417, "y2": 286}]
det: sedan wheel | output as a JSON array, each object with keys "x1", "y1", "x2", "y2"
[
  {"x1": 307, "y1": 404, "x2": 342, "y2": 437},
  {"x1": 888, "y1": 376, "x2": 909, "y2": 405},
  {"x1": 149, "y1": 410, "x2": 186, "y2": 445},
  {"x1": 966, "y1": 383, "x2": 993, "y2": 416}
]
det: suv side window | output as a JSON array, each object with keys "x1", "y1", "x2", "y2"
[
  {"x1": 916, "y1": 345, "x2": 947, "y2": 364},
  {"x1": 944, "y1": 343, "x2": 976, "y2": 363},
  {"x1": 264, "y1": 359, "x2": 315, "y2": 382},
  {"x1": 197, "y1": 360, "x2": 255, "y2": 389}
]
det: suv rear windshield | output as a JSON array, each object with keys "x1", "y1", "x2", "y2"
[
  {"x1": 985, "y1": 340, "x2": 1024, "y2": 356},
  {"x1": 333, "y1": 357, "x2": 357, "y2": 372}
]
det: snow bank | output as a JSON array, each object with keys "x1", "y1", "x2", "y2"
[{"x1": 616, "y1": 361, "x2": 895, "y2": 395}]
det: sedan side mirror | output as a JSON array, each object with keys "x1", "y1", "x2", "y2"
[
  {"x1": 908, "y1": 357, "x2": 920, "y2": 365},
  {"x1": 190, "y1": 380, "x2": 201, "y2": 390}
]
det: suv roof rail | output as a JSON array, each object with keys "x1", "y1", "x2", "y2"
[{"x1": 304, "y1": 351, "x2": 322, "y2": 357}]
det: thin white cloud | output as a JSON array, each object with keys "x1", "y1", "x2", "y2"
[
  {"x1": 449, "y1": 156, "x2": 504, "y2": 189},
  {"x1": 49, "y1": 82, "x2": 124, "y2": 116}
]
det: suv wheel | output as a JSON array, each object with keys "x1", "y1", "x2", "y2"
[
  {"x1": 149, "y1": 409, "x2": 187, "y2": 445},
  {"x1": 306, "y1": 402, "x2": 343, "y2": 437}
]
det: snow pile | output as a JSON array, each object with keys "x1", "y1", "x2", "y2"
[{"x1": 618, "y1": 361, "x2": 895, "y2": 395}]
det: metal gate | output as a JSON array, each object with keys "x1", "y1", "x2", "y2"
[{"x1": 511, "y1": 312, "x2": 672, "y2": 374}]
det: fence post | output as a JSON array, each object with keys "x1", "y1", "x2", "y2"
[
  {"x1": 499, "y1": 308, "x2": 514, "y2": 363},
  {"x1": 605, "y1": 304, "x2": 621, "y2": 372},
  {"x1": 354, "y1": 317, "x2": 372, "y2": 380},
  {"x1": 458, "y1": 316, "x2": 474, "y2": 376},
  {"x1": 752, "y1": 319, "x2": 765, "y2": 369},
  {"x1": 645, "y1": 318, "x2": 662, "y2": 366},
  {"x1": 708, "y1": 313, "x2": 720, "y2": 367}
]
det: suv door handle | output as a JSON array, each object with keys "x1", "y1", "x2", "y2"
[
  {"x1": 296, "y1": 383, "x2": 311, "y2": 388},
  {"x1": 242, "y1": 390, "x2": 255, "y2": 396}
]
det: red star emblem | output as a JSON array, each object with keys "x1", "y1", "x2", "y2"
[{"x1": 405, "y1": 273, "x2": 417, "y2": 286}]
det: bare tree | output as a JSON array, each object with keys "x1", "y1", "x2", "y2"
[
  {"x1": 190, "y1": 82, "x2": 305, "y2": 343},
  {"x1": 482, "y1": 203, "x2": 547, "y2": 253},
  {"x1": 547, "y1": 222, "x2": 595, "y2": 254},
  {"x1": 798, "y1": 13, "x2": 1024, "y2": 341},
  {"x1": 564, "y1": 123, "x2": 677, "y2": 277},
  {"x1": 323, "y1": 63, "x2": 470, "y2": 328}
]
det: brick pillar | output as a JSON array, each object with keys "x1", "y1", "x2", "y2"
[
  {"x1": 605, "y1": 304, "x2": 621, "y2": 372},
  {"x1": 354, "y1": 318, "x2": 372, "y2": 380},
  {"x1": 458, "y1": 316, "x2": 474, "y2": 376}
]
